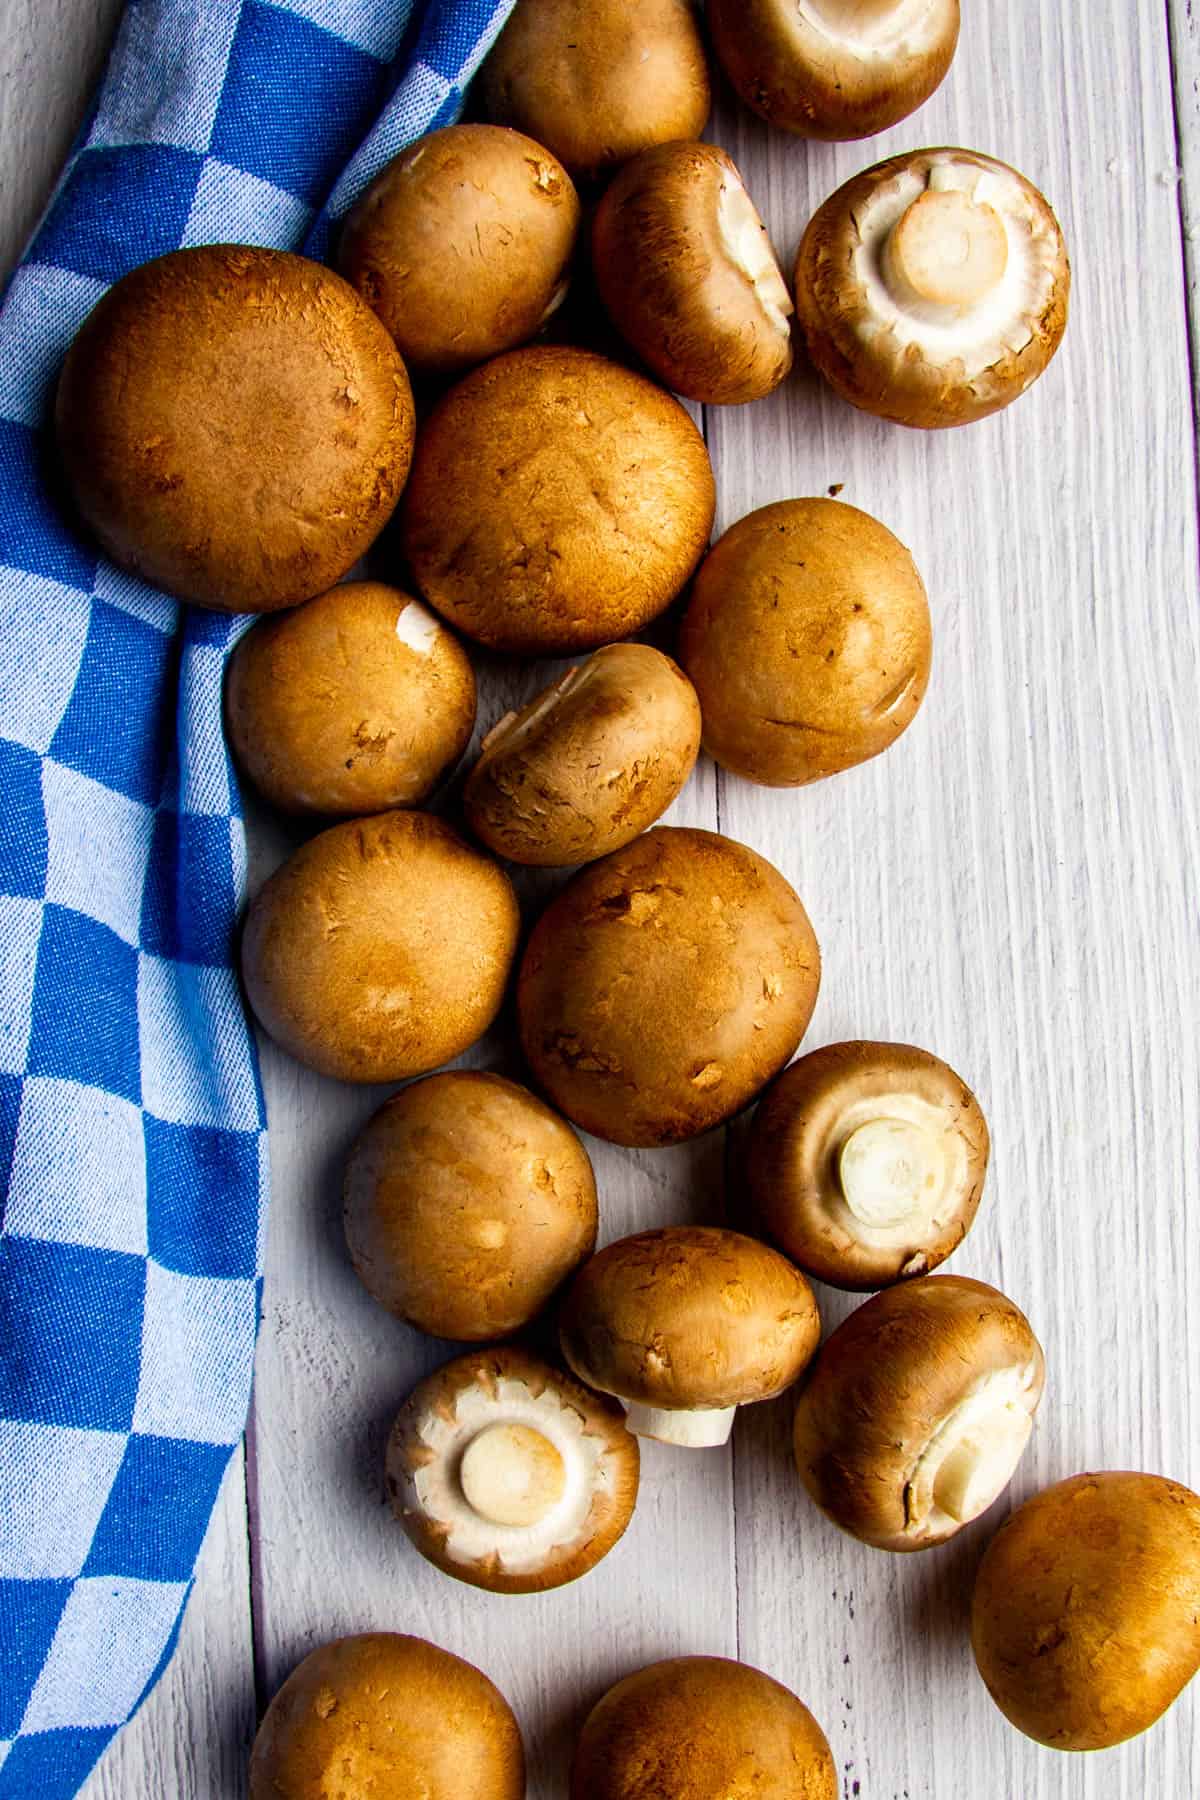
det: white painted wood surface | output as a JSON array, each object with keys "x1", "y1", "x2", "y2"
[{"x1": 1, "y1": 0, "x2": 1197, "y2": 1794}]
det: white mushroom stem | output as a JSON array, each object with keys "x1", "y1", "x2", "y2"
[
  {"x1": 623, "y1": 1402, "x2": 737, "y2": 1448},
  {"x1": 882, "y1": 188, "x2": 1009, "y2": 320},
  {"x1": 837, "y1": 1115, "x2": 946, "y2": 1230},
  {"x1": 459, "y1": 1423, "x2": 567, "y2": 1528},
  {"x1": 717, "y1": 178, "x2": 793, "y2": 338},
  {"x1": 905, "y1": 1362, "x2": 1041, "y2": 1532},
  {"x1": 799, "y1": 0, "x2": 946, "y2": 50}
]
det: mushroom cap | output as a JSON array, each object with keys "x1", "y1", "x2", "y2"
[
  {"x1": 571, "y1": 1655, "x2": 837, "y2": 1799},
  {"x1": 678, "y1": 499, "x2": 931, "y2": 786},
  {"x1": 971, "y1": 1471, "x2": 1200, "y2": 1750},
  {"x1": 387, "y1": 1345, "x2": 640, "y2": 1593},
  {"x1": 339, "y1": 123, "x2": 580, "y2": 375},
  {"x1": 794, "y1": 148, "x2": 1070, "y2": 429},
  {"x1": 343, "y1": 1070, "x2": 597, "y2": 1340},
  {"x1": 401, "y1": 346, "x2": 714, "y2": 655},
  {"x1": 55, "y1": 246, "x2": 414, "y2": 613},
  {"x1": 463, "y1": 643, "x2": 702, "y2": 867},
  {"x1": 793, "y1": 1274, "x2": 1045, "y2": 1550},
  {"x1": 708, "y1": 0, "x2": 959, "y2": 141},
  {"x1": 591, "y1": 140, "x2": 793, "y2": 406},
  {"x1": 560, "y1": 1227, "x2": 821, "y2": 1413},
  {"x1": 517, "y1": 826, "x2": 821, "y2": 1146},
  {"x1": 481, "y1": 0, "x2": 711, "y2": 179},
  {"x1": 225, "y1": 581, "x2": 476, "y2": 816},
  {"x1": 241, "y1": 811, "x2": 519, "y2": 1083},
  {"x1": 747, "y1": 1040, "x2": 988, "y2": 1288}
]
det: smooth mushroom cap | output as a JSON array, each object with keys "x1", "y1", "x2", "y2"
[
  {"x1": 387, "y1": 1346, "x2": 640, "y2": 1593},
  {"x1": 241, "y1": 811, "x2": 519, "y2": 1083},
  {"x1": 481, "y1": 0, "x2": 712, "y2": 179},
  {"x1": 343, "y1": 1070, "x2": 597, "y2": 1340},
  {"x1": 794, "y1": 148, "x2": 1070, "y2": 429},
  {"x1": 463, "y1": 643, "x2": 702, "y2": 867},
  {"x1": 971, "y1": 1472, "x2": 1200, "y2": 1751},
  {"x1": 747, "y1": 1041, "x2": 989, "y2": 1288},
  {"x1": 248, "y1": 1632, "x2": 524, "y2": 1800},
  {"x1": 226, "y1": 582, "x2": 476, "y2": 816},
  {"x1": 571, "y1": 1656, "x2": 837, "y2": 1799},
  {"x1": 400, "y1": 346, "x2": 715, "y2": 655},
  {"x1": 793, "y1": 1274, "x2": 1045, "y2": 1550},
  {"x1": 55, "y1": 246, "x2": 414, "y2": 613},
  {"x1": 708, "y1": 0, "x2": 959, "y2": 141},
  {"x1": 679, "y1": 499, "x2": 932, "y2": 786},
  {"x1": 517, "y1": 826, "x2": 821, "y2": 1147},
  {"x1": 592, "y1": 141, "x2": 793, "y2": 405},
  {"x1": 339, "y1": 123, "x2": 580, "y2": 374}
]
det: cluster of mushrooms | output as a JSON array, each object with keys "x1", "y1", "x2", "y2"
[{"x1": 49, "y1": 0, "x2": 1199, "y2": 1793}]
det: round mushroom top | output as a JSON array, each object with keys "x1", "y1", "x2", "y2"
[
  {"x1": 560, "y1": 1227, "x2": 821, "y2": 1412},
  {"x1": 793, "y1": 1274, "x2": 1045, "y2": 1551},
  {"x1": 747, "y1": 1040, "x2": 989, "y2": 1288},
  {"x1": 248, "y1": 1632, "x2": 524, "y2": 1800},
  {"x1": 571, "y1": 1656, "x2": 837, "y2": 1800},
  {"x1": 795, "y1": 148, "x2": 1069, "y2": 427},
  {"x1": 387, "y1": 1346, "x2": 640, "y2": 1594}
]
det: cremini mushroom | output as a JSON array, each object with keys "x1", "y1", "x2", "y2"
[
  {"x1": 794, "y1": 148, "x2": 1070, "y2": 428},
  {"x1": 793, "y1": 1274, "x2": 1044, "y2": 1548},
  {"x1": 571, "y1": 1656, "x2": 837, "y2": 1799},
  {"x1": 591, "y1": 141, "x2": 793, "y2": 404},
  {"x1": 343, "y1": 1070, "x2": 597, "y2": 1340},
  {"x1": 248, "y1": 1632, "x2": 524, "y2": 1799},
  {"x1": 387, "y1": 1345, "x2": 640, "y2": 1592},
  {"x1": 747, "y1": 1041, "x2": 989, "y2": 1288},
  {"x1": 560, "y1": 1226, "x2": 821, "y2": 1447},
  {"x1": 708, "y1": 0, "x2": 959, "y2": 141}
]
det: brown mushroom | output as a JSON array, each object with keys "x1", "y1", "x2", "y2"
[{"x1": 746, "y1": 1041, "x2": 989, "y2": 1288}]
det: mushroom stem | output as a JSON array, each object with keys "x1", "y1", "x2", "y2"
[
  {"x1": 459, "y1": 1422, "x2": 567, "y2": 1527},
  {"x1": 806, "y1": 0, "x2": 913, "y2": 27},
  {"x1": 931, "y1": 1404, "x2": 1034, "y2": 1524},
  {"x1": 882, "y1": 187, "x2": 1009, "y2": 320},
  {"x1": 623, "y1": 1402, "x2": 737, "y2": 1447},
  {"x1": 836, "y1": 1116, "x2": 944, "y2": 1230}
]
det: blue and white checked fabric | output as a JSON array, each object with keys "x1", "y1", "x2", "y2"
[{"x1": 0, "y1": 3, "x2": 515, "y2": 1793}]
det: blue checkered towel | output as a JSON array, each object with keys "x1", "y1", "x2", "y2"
[{"x1": 0, "y1": 3, "x2": 515, "y2": 1792}]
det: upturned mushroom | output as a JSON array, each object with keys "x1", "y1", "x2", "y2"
[
  {"x1": 793, "y1": 1275, "x2": 1044, "y2": 1548},
  {"x1": 571, "y1": 1656, "x2": 837, "y2": 1799},
  {"x1": 591, "y1": 141, "x2": 793, "y2": 405},
  {"x1": 560, "y1": 1226, "x2": 821, "y2": 1447},
  {"x1": 387, "y1": 1345, "x2": 640, "y2": 1593},
  {"x1": 708, "y1": 0, "x2": 959, "y2": 141},
  {"x1": 794, "y1": 148, "x2": 1070, "y2": 428},
  {"x1": 747, "y1": 1041, "x2": 989, "y2": 1288}
]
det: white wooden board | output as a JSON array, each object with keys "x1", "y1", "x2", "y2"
[{"x1": 1, "y1": 0, "x2": 1196, "y2": 1794}]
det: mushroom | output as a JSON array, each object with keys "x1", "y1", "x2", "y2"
[
  {"x1": 708, "y1": 0, "x2": 959, "y2": 141},
  {"x1": 559, "y1": 1226, "x2": 821, "y2": 1447},
  {"x1": 387, "y1": 1345, "x2": 640, "y2": 1592},
  {"x1": 339, "y1": 123, "x2": 580, "y2": 375},
  {"x1": 248, "y1": 1632, "x2": 524, "y2": 1799},
  {"x1": 971, "y1": 1471, "x2": 1200, "y2": 1750},
  {"x1": 225, "y1": 582, "x2": 476, "y2": 816},
  {"x1": 516, "y1": 826, "x2": 821, "y2": 1146},
  {"x1": 463, "y1": 643, "x2": 702, "y2": 867},
  {"x1": 571, "y1": 1655, "x2": 837, "y2": 1799},
  {"x1": 793, "y1": 1274, "x2": 1045, "y2": 1548},
  {"x1": 678, "y1": 499, "x2": 931, "y2": 786},
  {"x1": 343, "y1": 1070, "x2": 597, "y2": 1340},
  {"x1": 591, "y1": 141, "x2": 793, "y2": 405},
  {"x1": 400, "y1": 346, "x2": 715, "y2": 654},
  {"x1": 793, "y1": 148, "x2": 1070, "y2": 428},
  {"x1": 746, "y1": 1041, "x2": 989, "y2": 1288}
]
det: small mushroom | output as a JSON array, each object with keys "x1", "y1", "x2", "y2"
[
  {"x1": 387, "y1": 1345, "x2": 640, "y2": 1593},
  {"x1": 746, "y1": 1041, "x2": 989, "y2": 1289},
  {"x1": 793, "y1": 1274, "x2": 1045, "y2": 1549},
  {"x1": 560, "y1": 1227, "x2": 821, "y2": 1448},
  {"x1": 708, "y1": 0, "x2": 959, "y2": 141},
  {"x1": 592, "y1": 141, "x2": 793, "y2": 405},
  {"x1": 794, "y1": 148, "x2": 1070, "y2": 428}
]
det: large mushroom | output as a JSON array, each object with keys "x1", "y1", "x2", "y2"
[
  {"x1": 387, "y1": 1346, "x2": 640, "y2": 1593},
  {"x1": 560, "y1": 1226, "x2": 821, "y2": 1448},
  {"x1": 746, "y1": 1041, "x2": 989, "y2": 1288},
  {"x1": 793, "y1": 1274, "x2": 1045, "y2": 1548},
  {"x1": 794, "y1": 148, "x2": 1070, "y2": 428}
]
